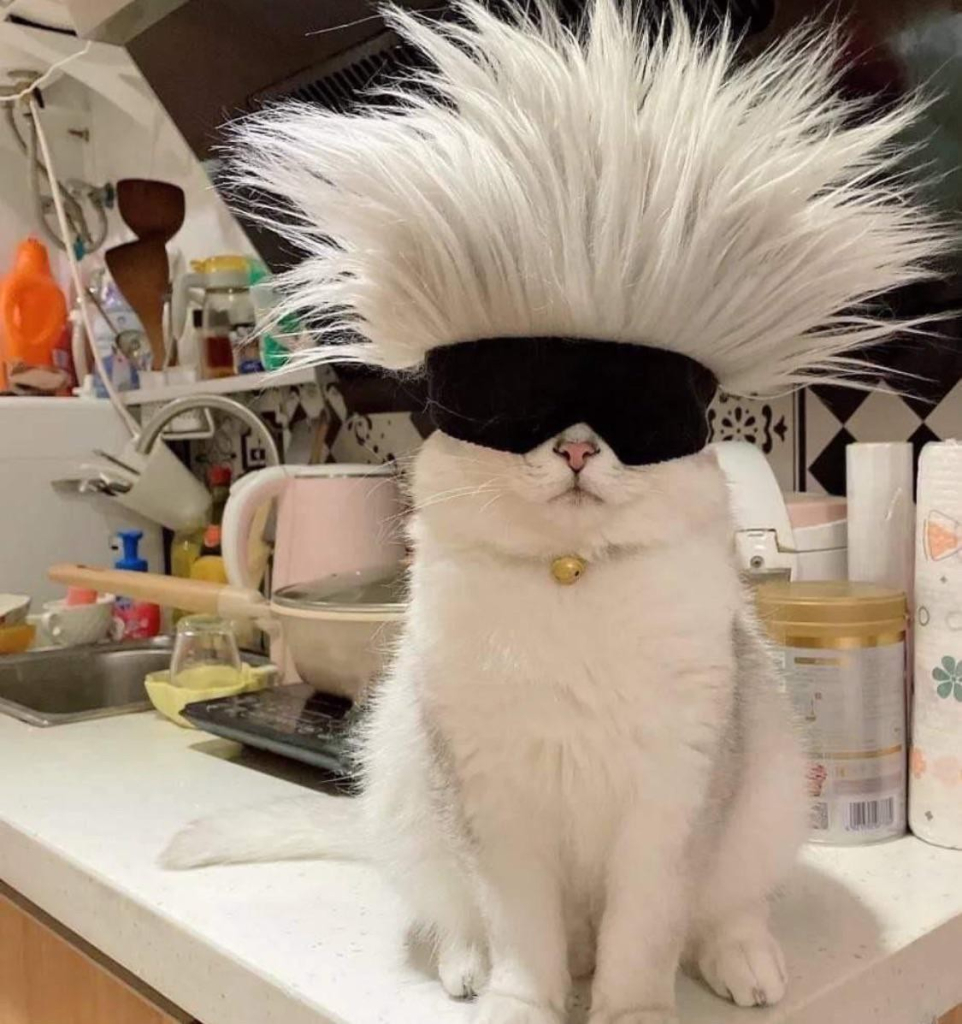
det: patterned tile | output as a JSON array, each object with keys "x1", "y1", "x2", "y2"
[
  {"x1": 707, "y1": 392, "x2": 796, "y2": 490},
  {"x1": 926, "y1": 380, "x2": 962, "y2": 440},
  {"x1": 809, "y1": 384, "x2": 869, "y2": 424},
  {"x1": 845, "y1": 392, "x2": 923, "y2": 444},
  {"x1": 803, "y1": 391, "x2": 844, "y2": 488},
  {"x1": 909, "y1": 422, "x2": 941, "y2": 462},
  {"x1": 330, "y1": 411, "x2": 424, "y2": 464},
  {"x1": 183, "y1": 357, "x2": 959, "y2": 503},
  {"x1": 808, "y1": 427, "x2": 856, "y2": 496}
]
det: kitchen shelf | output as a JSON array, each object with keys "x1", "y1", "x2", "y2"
[{"x1": 121, "y1": 366, "x2": 317, "y2": 406}]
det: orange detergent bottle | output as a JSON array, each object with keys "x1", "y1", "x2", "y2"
[{"x1": 0, "y1": 238, "x2": 68, "y2": 389}]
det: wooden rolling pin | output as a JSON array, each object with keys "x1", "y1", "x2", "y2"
[{"x1": 48, "y1": 564, "x2": 269, "y2": 621}]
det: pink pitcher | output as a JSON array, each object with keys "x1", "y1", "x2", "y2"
[{"x1": 221, "y1": 464, "x2": 404, "y2": 678}]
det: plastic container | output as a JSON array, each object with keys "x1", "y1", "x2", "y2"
[
  {"x1": 189, "y1": 469, "x2": 230, "y2": 588},
  {"x1": 208, "y1": 464, "x2": 232, "y2": 524},
  {"x1": 92, "y1": 271, "x2": 151, "y2": 369},
  {"x1": 112, "y1": 530, "x2": 161, "y2": 639},
  {"x1": 0, "y1": 238, "x2": 68, "y2": 392},
  {"x1": 756, "y1": 581, "x2": 908, "y2": 846},
  {"x1": 249, "y1": 262, "x2": 292, "y2": 371},
  {"x1": 190, "y1": 525, "x2": 228, "y2": 585}
]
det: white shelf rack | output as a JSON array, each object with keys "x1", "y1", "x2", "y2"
[{"x1": 121, "y1": 366, "x2": 317, "y2": 406}]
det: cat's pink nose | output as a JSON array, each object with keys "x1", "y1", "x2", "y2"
[{"x1": 554, "y1": 441, "x2": 599, "y2": 472}]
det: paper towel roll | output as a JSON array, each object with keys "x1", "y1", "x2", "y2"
[
  {"x1": 909, "y1": 441, "x2": 962, "y2": 849},
  {"x1": 846, "y1": 442, "x2": 914, "y2": 597}
]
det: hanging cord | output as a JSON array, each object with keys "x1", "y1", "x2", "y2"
[
  {"x1": 6, "y1": 99, "x2": 110, "y2": 253},
  {"x1": 0, "y1": 42, "x2": 92, "y2": 104},
  {"x1": 1, "y1": 44, "x2": 110, "y2": 254},
  {"x1": 28, "y1": 91, "x2": 138, "y2": 435}
]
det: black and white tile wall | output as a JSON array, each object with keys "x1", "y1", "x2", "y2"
[{"x1": 188, "y1": 363, "x2": 961, "y2": 497}]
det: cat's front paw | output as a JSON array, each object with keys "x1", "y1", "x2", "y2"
[
  {"x1": 473, "y1": 992, "x2": 561, "y2": 1024},
  {"x1": 697, "y1": 926, "x2": 787, "y2": 1007},
  {"x1": 439, "y1": 939, "x2": 488, "y2": 999}
]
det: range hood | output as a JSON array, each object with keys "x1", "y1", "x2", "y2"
[{"x1": 63, "y1": 0, "x2": 189, "y2": 44}]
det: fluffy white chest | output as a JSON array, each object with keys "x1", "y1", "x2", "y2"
[{"x1": 407, "y1": 538, "x2": 740, "y2": 860}]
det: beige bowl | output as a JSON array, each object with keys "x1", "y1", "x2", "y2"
[{"x1": 271, "y1": 569, "x2": 405, "y2": 701}]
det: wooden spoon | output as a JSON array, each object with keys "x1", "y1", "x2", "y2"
[
  {"x1": 116, "y1": 179, "x2": 185, "y2": 243},
  {"x1": 105, "y1": 238, "x2": 169, "y2": 370}
]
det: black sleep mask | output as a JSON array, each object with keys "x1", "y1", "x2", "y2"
[{"x1": 423, "y1": 337, "x2": 718, "y2": 466}]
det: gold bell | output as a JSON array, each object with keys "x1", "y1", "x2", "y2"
[{"x1": 550, "y1": 555, "x2": 587, "y2": 585}]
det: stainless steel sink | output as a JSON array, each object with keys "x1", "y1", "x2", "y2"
[{"x1": 0, "y1": 639, "x2": 173, "y2": 727}]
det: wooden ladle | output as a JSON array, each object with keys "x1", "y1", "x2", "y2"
[
  {"x1": 105, "y1": 238, "x2": 169, "y2": 370},
  {"x1": 116, "y1": 179, "x2": 185, "y2": 242}
]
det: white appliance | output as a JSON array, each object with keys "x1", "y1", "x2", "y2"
[
  {"x1": 711, "y1": 441, "x2": 847, "y2": 581},
  {"x1": 0, "y1": 398, "x2": 163, "y2": 605}
]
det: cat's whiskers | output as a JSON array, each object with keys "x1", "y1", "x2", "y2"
[{"x1": 409, "y1": 479, "x2": 505, "y2": 514}]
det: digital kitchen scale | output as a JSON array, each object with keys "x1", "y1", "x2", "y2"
[{"x1": 182, "y1": 685, "x2": 361, "y2": 780}]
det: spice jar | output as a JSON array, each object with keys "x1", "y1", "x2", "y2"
[{"x1": 756, "y1": 581, "x2": 907, "y2": 845}]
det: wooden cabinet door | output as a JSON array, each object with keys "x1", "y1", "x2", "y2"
[{"x1": 0, "y1": 888, "x2": 195, "y2": 1024}]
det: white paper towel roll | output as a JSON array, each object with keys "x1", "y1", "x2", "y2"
[
  {"x1": 846, "y1": 442, "x2": 914, "y2": 598},
  {"x1": 910, "y1": 441, "x2": 962, "y2": 849}
]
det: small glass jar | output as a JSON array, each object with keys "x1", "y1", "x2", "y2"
[
  {"x1": 196, "y1": 257, "x2": 256, "y2": 379},
  {"x1": 170, "y1": 615, "x2": 242, "y2": 691},
  {"x1": 756, "y1": 581, "x2": 907, "y2": 846}
]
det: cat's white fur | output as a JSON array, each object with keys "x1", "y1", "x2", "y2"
[
  {"x1": 164, "y1": 2, "x2": 944, "y2": 1020},
  {"x1": 165, "y1": 426, "x2": 808, "y2": 1022}
]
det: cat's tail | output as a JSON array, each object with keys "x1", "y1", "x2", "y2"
[{"x1": 160, "y1": 795, "x2": 363, "y2": 870}]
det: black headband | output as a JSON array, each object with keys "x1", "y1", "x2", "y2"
[{"x1": 424, "y1": 337, "x2": 718, "y2": 467}]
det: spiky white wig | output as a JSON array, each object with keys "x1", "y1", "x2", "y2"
[{"x1": 233, "y1": 0, "x2": 946, "y2": 395}]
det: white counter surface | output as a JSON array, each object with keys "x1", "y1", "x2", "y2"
[{"x1": 1, "y1": 710, "x2": 961, "y2": 1024}]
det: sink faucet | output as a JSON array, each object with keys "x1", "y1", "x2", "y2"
[
  {"x1": 50, "y1": 395, "x2": 281, "y2": 532},
  {"x1": 135, "y1": 394, "x2": 281, "y2": 466}
]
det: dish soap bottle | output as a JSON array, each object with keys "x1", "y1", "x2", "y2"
[
  {"x1": 112, "y1": 530, "x2": 161, "y2": 640},
  {"x1": 0, "y1": 238, "x2": 69, "y2": 393}
]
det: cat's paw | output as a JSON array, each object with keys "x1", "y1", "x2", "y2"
[
  {"x1": 473, "y1": 992, "x2": 560, "y2": 1024},
  {"x1": 439, "y1": 939, "x2": 488, "y2": 1000},
  {"x1": 697, "y1": 925, "x2": 787, "y2": 1008}
]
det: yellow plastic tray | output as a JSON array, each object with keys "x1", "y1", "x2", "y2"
[{"x1": 145, "y1": 663, "x2": 275, "y2": 728}]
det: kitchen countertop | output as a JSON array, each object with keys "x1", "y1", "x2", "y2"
[{"x1": 1, "y1": 710, "x2": 961, "y2": 1024}]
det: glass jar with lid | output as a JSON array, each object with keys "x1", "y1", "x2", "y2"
[{"x1": 192, "y1": 256, "x2": 257, "y2": 378}]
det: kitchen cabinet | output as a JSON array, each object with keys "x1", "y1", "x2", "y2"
[{"x1": 0, "y1": 887, "x2": 195, "y2": 1024}]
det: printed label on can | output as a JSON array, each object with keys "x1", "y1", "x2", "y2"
[{"x1": 781, "y1": 643, "x2": 906, "y2": 844}]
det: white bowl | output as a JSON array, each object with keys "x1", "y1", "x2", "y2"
[
  {"x1": 40, "y1": 595, "x2": 115, "y2": 647},
  {"x1": 0, "y1": 593, "x2": 30, "y2": 628}
]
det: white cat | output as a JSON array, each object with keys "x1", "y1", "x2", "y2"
[
  {"x1": 164, "y1": 1, "x2": 944, "y2": 1021},
  {"x1": 166, "y1": 427, "x2": 807, "y2": 1022}
]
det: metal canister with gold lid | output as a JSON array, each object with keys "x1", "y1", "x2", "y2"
[{"x1": 756, "y1": 581, "x2": 908, "y2": 845}]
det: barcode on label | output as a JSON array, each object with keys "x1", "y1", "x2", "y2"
[
  {"x1": 846, "y1": 798, "x2": 895, "y2": 832},
  {"x1": 811, "y1": 801, "x2": 828, "y2": 831}
]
